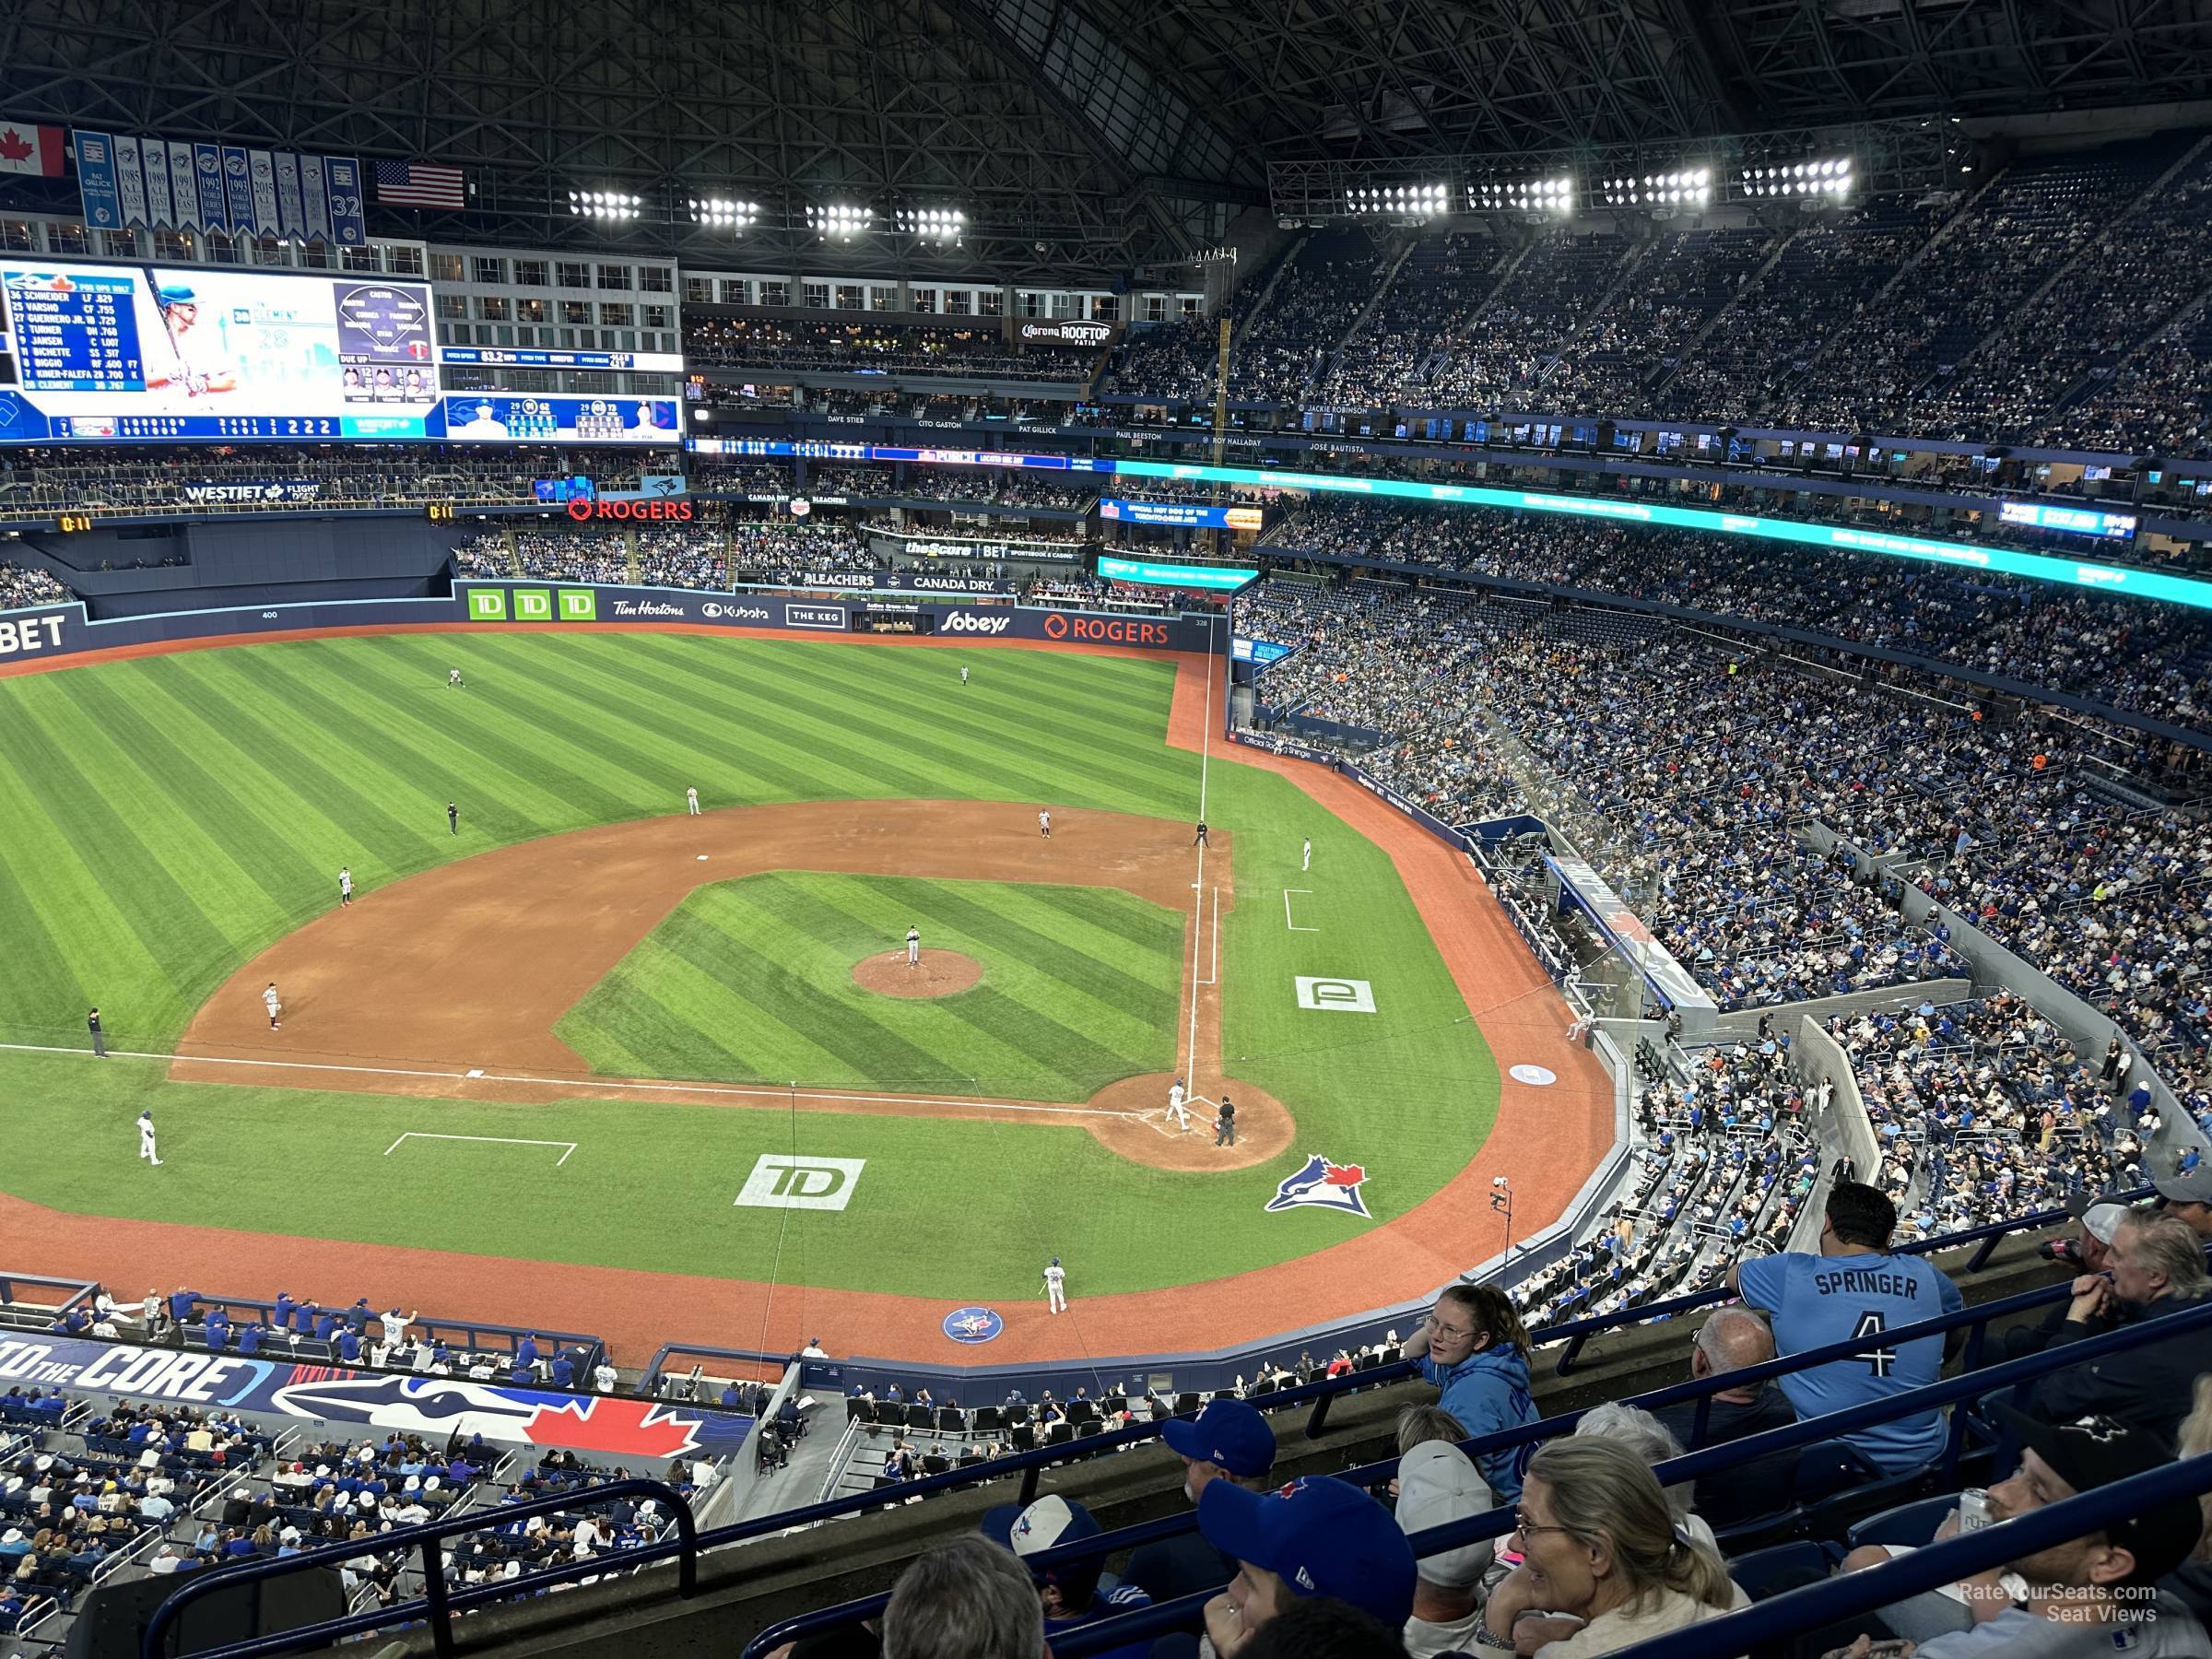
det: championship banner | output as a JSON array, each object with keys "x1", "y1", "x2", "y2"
[
  {"x1": 76, "y1": 128, "x2": 363, "y2": 241},
  {"x1": 140, "y1": 138, "x2": 174, "y2": 229},
  {"x1": 0, "y1": 1333, "x2": 753, "y2": 1459}
]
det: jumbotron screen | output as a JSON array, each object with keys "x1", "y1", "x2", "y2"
[{"x1": 0, "y1": 260, "x2": 676, "y2": 445}]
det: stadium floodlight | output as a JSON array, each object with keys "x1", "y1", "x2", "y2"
[
  {"x1": 1737, "y1": 156, "x2": 1850, "y2": 199},
  {"x1": 807, "y1": 203, "x2": 875, "y2": 237},
  {"x1": 688, "y1": 196, "x2": 760, "y2": 229},
  {"x1": 896, "y1": 206, "x2": 968, "y2": 241},
  {"x1": 569, "y1": 188, "x2": 641, "y2": 220},
  {"x1": 1347, "y1": 181, "x2": 1447, "y2": 217}
]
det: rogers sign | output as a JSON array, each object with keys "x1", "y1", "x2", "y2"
[
  {"x1": 566, "y1": 498, "x2": 696, "y2": 524},
  {"x1": 1040, "y1": 612, "x2": 1172, "y2": 647}
]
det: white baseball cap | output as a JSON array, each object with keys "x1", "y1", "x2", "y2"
[
  {"x1": 1394, "y1": 1440, "x2": 1494, "y2": 1587},
  {"x1": 2081, "y1": 1201, "x2": 2133, "y2": 1246}
]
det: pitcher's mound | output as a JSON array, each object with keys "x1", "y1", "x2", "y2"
[{"x1": 854, "y1": 949, "x2": 982, "y2": 998}]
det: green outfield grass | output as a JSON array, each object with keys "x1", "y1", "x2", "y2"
[
  {"x1": 0, "y1": 631, "x2": 1501, "y2": 1295},
  {"x1": 557, "y1": 872, "x2": 1182, "y2": 1098}
]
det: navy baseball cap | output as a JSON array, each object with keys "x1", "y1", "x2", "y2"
[
  {"x1": 1162, "y1": 1398, "x2": 1275, "y2": 1478},
  {"x1": 1198, "y1": 1475, "x2": 1416, "y2": 1627}
]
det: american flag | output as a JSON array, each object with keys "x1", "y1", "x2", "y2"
[{"x1": 373, "y1": 159, "x2": 465, "y2": 209}]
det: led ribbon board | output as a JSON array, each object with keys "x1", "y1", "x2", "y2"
[
  {"x1": 679, "y1": 441, "x2": 2212, "y2": 613},
  {"x1": 1097, "y1": 555, "x2": 1256, "y2": 591}
]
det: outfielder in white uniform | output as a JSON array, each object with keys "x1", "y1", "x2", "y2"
[
  {"x1": 1302, "y1": 836, "x2": 1312, "y2": 872},
  {"x1": 262, "y1": 982, "x2": 282, "y2": 1030},
  {"x1": 906, "y1": 925, "x2": 921, "y2": 969},
  {"x1": 337, "y1": 866, "x2": 353, "y2": 908},
  {"x1": 137, "y1": 1110, "x2": 162, "y2": 1166},
  {"x1": 1166, "y1": 1077, "x2": 1191, "y2": 1131},
  {"x1": 1039, "y1": 809, "x2": 1052, "y2": 840},
  {"x1": 686, "y1": 786, "x2": 700, "y2": 816},
  {"x1": 960, "y1": 666, "x2": 969, "y2": 685},
  {"x1": 1042, "y1": 1257, "x2": 1068, "y2": 1315},
  {"x1": 448, "y1": 667, "x2": 465, "y2": 689}
]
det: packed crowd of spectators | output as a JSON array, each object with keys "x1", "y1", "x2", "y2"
[
  {"x1": 1537, "y1": 227, "x2": 1775, "y2": 413},
  {"x1": 685, "y1": 316, "x2": 1101, "y2": 380},
  {"x1": 0, "y1": 561, "x2": 69, "y2": 610},
  {"x1": 1315, "y1": 233, "x2": 1503, "y2": 407},
  {"x1": 1267, "y1": 498, "x2": 2212, "y2": 731}
]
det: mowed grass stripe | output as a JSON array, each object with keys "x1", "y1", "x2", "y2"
[
  {"x1": 578, "y1": 639, "x2": 969, "y2": 803},
  {"x1": 14, "y1": 683, "x2": 273, "y2": 964},
  {"x1": 445, "y1": 637, "x2": 852, "y2": 808},
  {"x1": 326, "y1": 642, "x2": 641, "y2": 826},
  {"x1": 694, "y1": 885, "x2": 1048, "y2": 1092},
  {"x1": 800, "y1": 875, "x2": 1172, "y2": 1058},
  {"x1": 234, "y1": 647, "x2": 562, "y2": 837},
  {"x1": 558, "y1": 936, "x2": 793, "y2": 1082},
  {"x1": 145, "y1": 654, "x2": 441, "y2": 859},
  {"x1": 1020, "y1": 880, "x2": 1191, "y2": 954},
  {"x1": 0, "y1": 843, "x2": 87, "y2": 1040},
  {"x1": 51, "y1": 670, "x2": 321, "y2": 926},
  {"x1": 379, "y1": 634, "x2": 710, "y2": 810},
  {"x1": 495, "y1": 636, "x2": 897, "y2": 804},
  {"x1": 653, "y1": 913, "x2": 960, "y2": 1088},
  {"x1": 712, "y1": 643, "x2": 1182, "y2": 808},
  {"x1": 0, "y1": 736, "x2": 177, "y2": 1030},
  {"x1": 731, "y1": 877, "x2": 1075, "y2": 1090},
  {"x1": 0, "y1": 697, "x2": 230, "y2": 1001}
]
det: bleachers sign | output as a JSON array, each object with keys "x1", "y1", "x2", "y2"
[{"x1": 0, "y1": 1334, "x2": 752, "y2": 1457}]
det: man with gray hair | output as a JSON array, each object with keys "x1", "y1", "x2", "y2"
[
  {"x1": 2030, "y1": 1207, "x2": 2212, "y2": 1444},
  {"x1": 882, "y1": 1535, "x2": 1044, "y2": 1659},
  {"x1": 1652, "y1": 1304, "x2": 1796, "y2": 1531}
]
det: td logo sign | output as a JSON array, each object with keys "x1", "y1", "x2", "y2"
[
  {"x1": 734, "y1": 1155, "x2": 867, "y2": 1211},
  {"x1": 465, "y1": 588, "x2": 597, "y2": 622}
]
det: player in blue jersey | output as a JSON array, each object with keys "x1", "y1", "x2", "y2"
[
  {"x1": 1728, "y1": 1181, "x2": 1964, "y2": 1475},
  {"x1": 146, "y1": 284, "x2": 237, "y2": 399}
]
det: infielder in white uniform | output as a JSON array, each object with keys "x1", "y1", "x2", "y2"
[
  {"x1": 906, "y1": 925, "x2": 921, "y2": 969},
  {"x1": 337, "y1": 866, "x2": 353, "y2": 908},
  {"x1": 1302, "y1": 836, "x2": 1312, "y2": 872},
  {"x1": 1042, "y1": 1257, "x2": 1068, "y2": 1315},
  {"x1": 686, "y1": 786, "x2": 700, "y2": 816},
  {"x1": 1166, "y1": 1077, "x2": 1190, "y2": 1131},
  {"x1": 448, "y1": 666, "x2": 465, "y2": 689},
  {"x1": 262, "y1": 982, "x2": 282, "y2": 1030},
  {"x1": 1039, "y1": 809, "x2": 1052, "y2": 840},
  {"x1": 137, "y1": 1110, "x2": 162, "y2": 1166}
]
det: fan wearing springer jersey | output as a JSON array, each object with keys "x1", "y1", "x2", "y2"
[{"x1": 1729, "y1": 1182, "x2": 1965, "y2": 1475}]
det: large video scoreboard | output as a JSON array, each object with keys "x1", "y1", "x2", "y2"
[{"x1": 0, "y1": 259, "x2": 677, "y2": 446}]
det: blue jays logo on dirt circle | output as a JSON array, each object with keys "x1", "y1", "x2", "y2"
[
  {"x1": 1265, "y1": 1154, "x2": 1371, "y2": 1218},
  {"x1": 942, "y1": 1306, "x2": 1005, "y2": 1344}
]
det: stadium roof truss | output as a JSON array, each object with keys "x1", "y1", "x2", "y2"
[{"x1": 6, "y1": 0, "x2": 2212, "y2": 276}]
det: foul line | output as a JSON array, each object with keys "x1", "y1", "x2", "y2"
[
  {"x1": 1283, "y1": 888, "x2": 1318, "y2": 933},
  {"x1": 0, "y1": 1041, "x2": 1128, "y2": 1120},
  {"x1": 384, "y1": 1131, "x2": 576, "y2": 1166},
  {"x1": 1195, "y1": 887, "x2": 1220, "y2": 986}
]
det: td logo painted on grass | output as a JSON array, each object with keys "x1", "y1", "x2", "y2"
[{"x1": 735, "y1": 1154, "x2": 867, "y2": 1211}]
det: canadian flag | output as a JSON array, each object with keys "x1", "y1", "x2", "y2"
[{"x1": 0, "y1": 122, "x2": 65, "y2": 177}]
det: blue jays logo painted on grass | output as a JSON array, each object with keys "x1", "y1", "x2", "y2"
[
  {"x1": 1265, "y1": 1154, "x2": 1371, "y2": 1218},
  {"x1": 942, "y1": 1306, "x2": 1005, "y2": 1345}
]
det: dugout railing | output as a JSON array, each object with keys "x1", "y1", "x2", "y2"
[{"x1": 133, "y1": 1214, "x2": 2197, "y2": 1659}]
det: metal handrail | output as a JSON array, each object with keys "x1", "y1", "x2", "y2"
[
  {"x1": 1032, "y1": 1292, "x2": 2212, "y2": 1656},
  {"x1": 139, "y1": 1477, "x2": 696, "y2": 1659},
  {"x1": 136, "y1": 1195, "x2": 2129, "y2": 1659}
]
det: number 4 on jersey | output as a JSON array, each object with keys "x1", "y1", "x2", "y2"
[{"x1": 1852, "y1": 1310, "x2": 1898, "y2": 1377}]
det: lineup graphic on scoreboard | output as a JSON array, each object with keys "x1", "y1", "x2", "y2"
[{"x1": 0, "y1": 259, "x2": 677, "y2": 447}]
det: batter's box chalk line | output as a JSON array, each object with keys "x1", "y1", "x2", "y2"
[
  {"x1": 1133, "y1": 1106, "x2": 1202, "y2": 1138},
  {"x1": 383, "y1": 1131, "x2": 576, "y2": 1167}
]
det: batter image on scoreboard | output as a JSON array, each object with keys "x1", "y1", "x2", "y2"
[{"x1": 0, "y1": 259, "x2": 442, "y2": 442}]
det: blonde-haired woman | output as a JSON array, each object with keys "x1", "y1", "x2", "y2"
[
  {"x1": 1482, "y1": 1438, "x2": 1748, "y2": 1655},
  {"x1": 2175, "y1": 1373, "x2": 2212, "y2": 1621}
]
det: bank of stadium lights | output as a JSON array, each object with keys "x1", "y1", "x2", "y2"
[
  {"x1": 807, "y1": 203, "x2": 876, "y2": 238},
  {"x1": 1467, "y1": 177, "x2": 1574, "y2": 216},
  {"x1": 1343, "y1": 182, "x2": 1449, "y2": 218},
  {"x1": 689, "y1": 197, "x2": 760, "y2": 229},
  {"x1": 1599, "y1": 168, "x2": 1712, "y2": 207},
  {"x1": 896, "y1": 207, "x2": 967, "y2": 241},
  {"x1": 569, "y1": 189, "x2": 641, "y2": 220},
  {"x1": 1738, "y1": 159, "x2": 1853, "y2": 198}
]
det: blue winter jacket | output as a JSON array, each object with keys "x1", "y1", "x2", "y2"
[{"x1": 1418, "y1": 1342, "x2": 1538, "y2": 1502}]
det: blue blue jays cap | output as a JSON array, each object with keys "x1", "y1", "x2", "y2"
[
  {"x1": 1161, "y1": 1397, "x2": 1275, "y2": 1478},
  {"x1": 156, "y1": 284, "x2": 197, "y2": 307},
  {"x1": 1198, "y1": 1474, "x2": 1416, "y2": 1626}
]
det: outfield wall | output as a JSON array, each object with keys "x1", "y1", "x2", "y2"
[{"x1": 0, "y1": 585, "x2": 1218, "y2": 670}]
